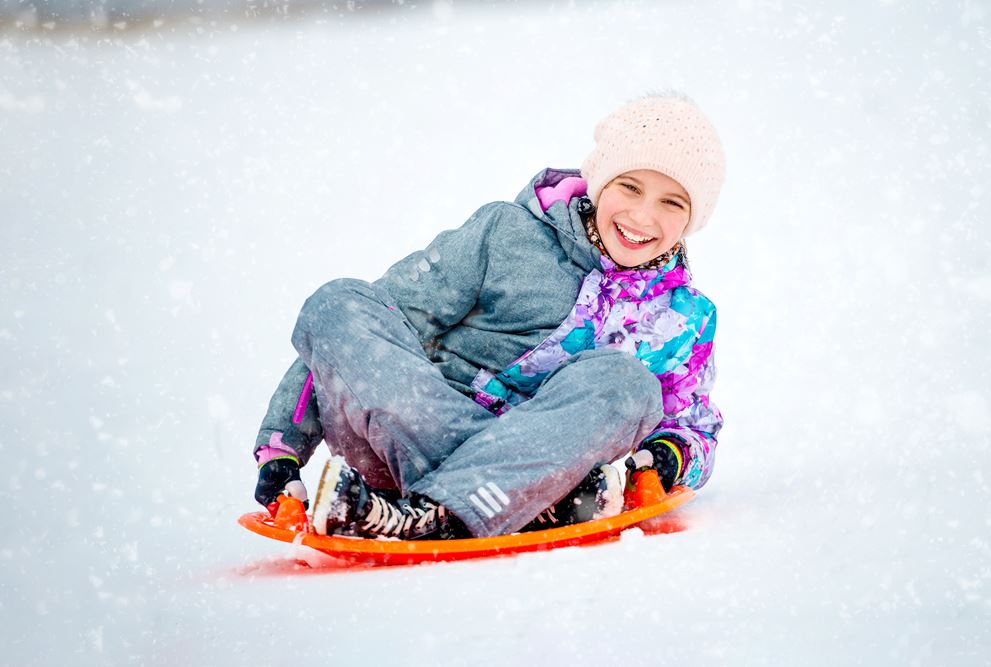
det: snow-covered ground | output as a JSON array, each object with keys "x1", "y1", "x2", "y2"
[{"x1": 2, "y1": 1, "x2": 990, "y2": 664}]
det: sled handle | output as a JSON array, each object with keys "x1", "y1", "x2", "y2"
[
  {"x1": 628, "y1": 468, "x2": 667, "y2": 508},
  {"x1": 272, "y1": 494, "x2": 309, "y2": 532}
]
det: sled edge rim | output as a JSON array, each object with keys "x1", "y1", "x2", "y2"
[{"x1": 239, "y1": 485, "x2": 694, "y2": 561}]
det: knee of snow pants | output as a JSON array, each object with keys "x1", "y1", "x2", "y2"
[
  {"x1": 292, "y1": 278, "x2": 415, "y2": 357},
  {"x1": 540, "y1": 347, "x2": 665, "y2": 444},
  {"x1": 289, "y1": 277, "x2": 496, "y2": 493}
]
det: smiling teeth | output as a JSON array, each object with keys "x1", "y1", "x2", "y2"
[{"x1": 615, "y1": 223, "x2": 654, "y2": 244}]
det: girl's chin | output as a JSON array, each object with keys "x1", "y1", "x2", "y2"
[{"x1": 610, "y1": 252, "x2": 654, "y2": 267}]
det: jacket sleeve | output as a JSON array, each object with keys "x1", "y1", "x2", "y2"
[
  {"x1": 373, "y1": 203, "x2": 499, "y2": 349},
  {"x1": 637, "y1": 297, "x2": 722, "y2": 490},
  {"x1": 254, "y1": 356, "x2": 324, "y2": 467}
]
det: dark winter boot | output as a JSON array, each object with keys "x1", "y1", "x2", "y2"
[
  {"x1": 520, "y1": 464, "x2": 624, "y2": 532},
  {"x1": 311, "y1": 457, "x2": 469, "y2": 540}
]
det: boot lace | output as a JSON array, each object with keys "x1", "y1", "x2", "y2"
[
  {"x1": 528, "y1": 505, "x2": 562, "y2": 527},
  {"x1": 359, "y1": 494, "x2": 447, "y2": 539}
]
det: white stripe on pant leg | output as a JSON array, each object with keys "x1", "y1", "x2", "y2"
[
  {"x1": 485, "y1": 482, "x2": 511, "y2": 506},
  {"x1": 469, "y1": 494, "x2": 495, "y2": 518},
  {"x1": 477, "y1": 487, "x2": 502, "y2": 513}
]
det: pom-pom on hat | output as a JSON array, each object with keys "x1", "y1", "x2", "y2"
[{"x1": 581, "y1": 94, "x2": 726, "y2": 236}]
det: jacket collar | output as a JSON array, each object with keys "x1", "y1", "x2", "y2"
[
  {"x1": 599, "y1": 252, "x2": 692, "y2": 302},
  {"x1": 516, "y1": 168, "x2": 600, "y2": 274}
]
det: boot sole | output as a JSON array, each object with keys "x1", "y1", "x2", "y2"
[
  {"x1": 311, "y1": 456, "x2": 348, "y2": 536},
  {"x1": 593, "y1": 464, "x2": 624, "y2": 521}
]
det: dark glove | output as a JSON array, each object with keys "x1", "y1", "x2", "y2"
[
  {"x1": 254, "y1": 458, "x2": 309, "y2": 510},
  {"x1": 627, "y1": 437, "x2": 684, "y2": 492}
]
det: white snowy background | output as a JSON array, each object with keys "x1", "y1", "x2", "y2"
[{"x1": 2, "y1": 0, "x2": 990, "y2": 664}]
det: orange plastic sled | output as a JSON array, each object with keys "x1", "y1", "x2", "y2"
[{"x1": 238, "y1": 469, "x2": 694, "y2": 566}]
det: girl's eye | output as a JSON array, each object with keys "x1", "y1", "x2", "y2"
[
  {"x1": 663, "y1": 199, "x2": 685, "y2": 210},
  {"x1": 621, "y1": 182, "x2": 640, "y2": 194}
]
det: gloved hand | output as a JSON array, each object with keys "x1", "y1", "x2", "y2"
[
  {"x1": 254, "y1": 458, "x2": 309, "y2": 511},
  {"x1": 627, "y1": 437, "x2": 684, "y2": 492}
]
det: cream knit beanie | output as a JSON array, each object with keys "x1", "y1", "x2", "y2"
[{"x1": 581, "y1": 94, "x2": 726, "y2": 236}]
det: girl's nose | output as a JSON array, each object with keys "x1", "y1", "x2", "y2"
[{"x1": 629, "y1": 204, "x2": 649, "y2": 226}]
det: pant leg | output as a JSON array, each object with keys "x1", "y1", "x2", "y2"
[
  {"x1": 409, "y1": 348, "x2": 666, "y2": 536},
  {"x1": 291, "y1": 278, "x2": 495, "y2": 492}
]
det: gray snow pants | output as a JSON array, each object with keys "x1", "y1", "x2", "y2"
[{"x1": 292, "y1": 278, "x2": 665, "y2": 537}]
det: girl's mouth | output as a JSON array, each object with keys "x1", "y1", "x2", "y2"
[{"x1": 613, "y1": 221, "x2": 656, "y2": 248}]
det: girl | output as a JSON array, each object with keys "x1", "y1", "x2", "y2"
[{"x1": 253, "y1": 93, "x2": 725, "y2": 540}]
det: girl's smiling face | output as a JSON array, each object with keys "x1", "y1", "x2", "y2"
[{"x1": 593, "y1": 169, "x2": 691, "y2": 268}]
